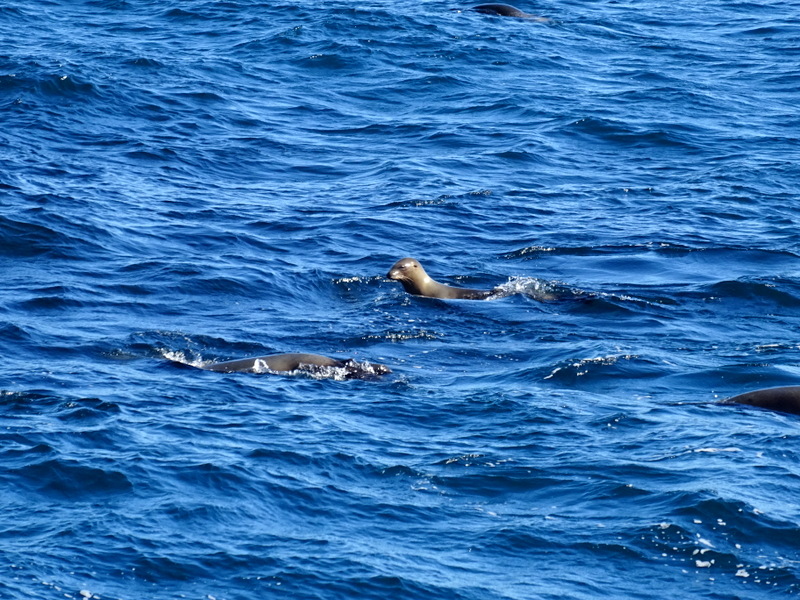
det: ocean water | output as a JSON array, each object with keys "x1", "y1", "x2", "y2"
[{"x1": 2, "y1": 0, "x2": 800, "y2": 598}]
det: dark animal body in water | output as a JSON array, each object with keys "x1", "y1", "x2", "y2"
[
  {"x1": 721, "y1": 386, "x2": 800, "y2": 416},
  {"x1": 204, "y1": 353, "x2": 391, "y2": 379},
  {"x1": 471, "y1": 4, "x2": 548, "y2": 20},
  {"x1": 387, "y1": 258, "x2": 497, "y2": 300}
]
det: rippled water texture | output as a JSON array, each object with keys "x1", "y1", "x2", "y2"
[{"x1": 2, "y1": 1, "x2": 800, "y2": 599}]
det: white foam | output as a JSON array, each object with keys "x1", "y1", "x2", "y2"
[
  {"x1": 158, "y1": 348, "x2": 208, "y2": 369},
  {"x1": 492, "y1": 276, "x2": 565, "y2": 301}
]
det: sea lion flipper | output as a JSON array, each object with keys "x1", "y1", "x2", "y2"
[
  {"x1": 471, "y1": 4, "x2": 547, "y2": 20},
  {"x1": 723, "y1": 386, "x2": 800, "y2": 416}
]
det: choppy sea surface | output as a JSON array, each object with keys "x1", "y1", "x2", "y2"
[{"x1": 2, "y1": 1, "x2": 800, "y2": 598}]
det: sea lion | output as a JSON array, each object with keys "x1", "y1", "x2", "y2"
[
  {"x1": 471, "y1": 4, "x2": 548, "y2": 20},
  {"x1": 205, "y1": 353, "x2": 391, "y2": 378},
  {"x1": 386, "y1": 258, "x2": 496, "y2": 300},
  {"x1": 721, "y1": 386, "x2": 800, "y2": 416}
]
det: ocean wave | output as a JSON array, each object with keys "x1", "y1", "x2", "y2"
[{"x1": 3, "y1": 0, "x2": 800, "y2": 598}]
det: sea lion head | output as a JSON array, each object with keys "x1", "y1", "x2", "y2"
[
  {"x1": 386, "y1": 257, "x2": 431, "y2": 295},
  {"x1": 387, "y1": 257, "x2": 422, "y2": 280}
]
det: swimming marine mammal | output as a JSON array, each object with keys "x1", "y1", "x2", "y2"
[
  {"x1": 471, "y1": 4, "x2": 548, "y2": 20},
  {"x1": 721, "y1": 386, "x2": 800, "y2": 416},
  {"x1": 205, "y1": 353, "x2": 391, "y2": 379},
  {"x1": 386, "y1": 258, "x2": 497, "y2": 300}
]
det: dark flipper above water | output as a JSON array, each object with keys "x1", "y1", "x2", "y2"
[
  {"x1": 721, "y1": 386, "x2": 800, "y2": 416},
  {"x1": 471, "y1": 4, "x2": 548, "y2": 20},
  {"x1": 205, "y1": 352, "x2": 391, "y2": 380}
]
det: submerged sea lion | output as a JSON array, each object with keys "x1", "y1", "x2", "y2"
[
  {"x1": 721, "y1": 386, "x2": 800, "y2": 416},
  {"x1": 386, "y1": 258, "x2": 497, "y2": 300},
  {"x1": 471, "y1": 4, "x2": 548, "y2": 20},
  {"x1": 205, "y1": 353, "x2": 391, "y2": 379}
]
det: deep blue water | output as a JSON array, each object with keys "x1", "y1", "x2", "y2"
[{"x1": 2, "y1": 0, "x2": 800, "y2": 598}]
